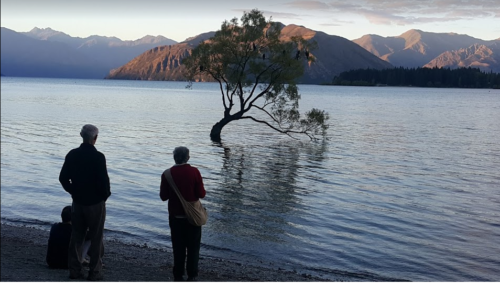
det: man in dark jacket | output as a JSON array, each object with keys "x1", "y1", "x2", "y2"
[
  {"x1": 59, "y1": 124, "x2": 110, "y2": 281},
  {"x1": 160, "y1": 146, "x2": 206, "y2": 281}
]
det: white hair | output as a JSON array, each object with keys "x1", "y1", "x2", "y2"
[
  {"x1": 80, "y1": 124, "x2": 99, "y2": 143},
  {"x1": 173, "y1": 146, "x2": 190, "y2": 164}
]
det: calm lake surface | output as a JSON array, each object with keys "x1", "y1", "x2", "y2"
[{"x1": 1, "y1": 77, "x2": 499, "y2": 281}]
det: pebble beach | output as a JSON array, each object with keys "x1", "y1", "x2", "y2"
[{"x1": 0, "y1": 223, "x2": 373, "y2": 282}]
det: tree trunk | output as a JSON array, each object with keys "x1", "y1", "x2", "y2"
[{"x1": 210, "y1": 117, "x2": 232, "y2": 142}]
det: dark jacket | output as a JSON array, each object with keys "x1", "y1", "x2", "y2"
[{"x1": 59, "y1": 143, "x2": 111, "y2": 205}]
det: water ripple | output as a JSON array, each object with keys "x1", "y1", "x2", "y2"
[{"x1": 1, "y1": 78, "x2": 499, "y2": 281}]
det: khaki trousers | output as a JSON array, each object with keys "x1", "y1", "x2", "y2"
[{"x1": 68, "y1": 201, "x2": 106, "y2": 277}]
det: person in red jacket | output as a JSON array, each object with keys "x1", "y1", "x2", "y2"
[{"x1": 160, "y1": 146, "x2": 206, "y2": 281}]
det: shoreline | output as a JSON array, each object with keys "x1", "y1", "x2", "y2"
[{"x1": 1, "y1": 223, "x2": 374, "y2": 282}]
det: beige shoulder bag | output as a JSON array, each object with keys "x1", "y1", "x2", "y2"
[{"x1": 163, "y1": 168, "x2": 208, "y2": 226}]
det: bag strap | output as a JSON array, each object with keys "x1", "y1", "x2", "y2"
[{"x1": 164, "y1": 169, "x2": 189, "y2": 210}]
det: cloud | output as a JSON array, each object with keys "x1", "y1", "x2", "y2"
[
  {"x1": 319, "y1": 23, "x2": 342, "y2": 27},
  {"x1": 286, "y1": 0, "x2": 331, "y2": 10},
  {"x1": 319, "y1": 19, "x2": 354, "y2": 27},
  {"x1": 361, "y1": 10, "x2": 407, "y2": 25},
  {"x1": 358, "y1": 0, "x2": 500, "y2": 14},
  {"x1": 261, "y1": 10, "x2": 303, "y2": 19},
  {"x1": 358, "y1": 9, "x2": 463, "y2": 26},
  {"x1": 284, "y1": 0, "x2": 500, "y2": 26},
  {"x1": 446, "y1": 9, "x2": 494, "y2": 18}
]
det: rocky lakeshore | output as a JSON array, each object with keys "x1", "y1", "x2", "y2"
[{"x1": 0, "y1": 223, "x2": 375, "y2": 282}]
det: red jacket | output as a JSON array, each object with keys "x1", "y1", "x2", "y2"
[{"x1": 160, "y1": 164, "x2": 206, "y2": 217}]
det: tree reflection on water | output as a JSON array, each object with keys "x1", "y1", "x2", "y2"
[{"x1": 208, "y1": 140, "x2": 328, "y2": 243}]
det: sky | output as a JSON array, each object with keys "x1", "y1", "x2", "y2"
[{"x1": 1, "y1": 0, "x2": 499, "y2": 42}]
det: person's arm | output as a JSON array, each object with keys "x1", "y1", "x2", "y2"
[
  {"x1": 98, "y1": 153, "x2": 111, "y2": 201},
  {"x1": 195, "y1": 168, "x2": 206, "y2": 199},
  {"x1": 59, "y1": 154, "x2": 72, "y2": 194},
  {"x1": 159, "y1": 173, "x2": 170, "y2": 201}
]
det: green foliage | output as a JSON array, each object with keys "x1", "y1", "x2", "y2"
[
  {"x1": 183, "y1": 9, "x2": 328, "y2": 140},
  {"x1": 332, "y1": 67, "x2": 500, "y2": 89}
]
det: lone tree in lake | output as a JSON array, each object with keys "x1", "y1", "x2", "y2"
[{"x1": 183, "y1": 9, "x2": 329, "y2": 142}]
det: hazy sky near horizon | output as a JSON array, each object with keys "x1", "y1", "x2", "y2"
[{"x1": 2, "y1": 0, "x2": 499, "y2": 42}]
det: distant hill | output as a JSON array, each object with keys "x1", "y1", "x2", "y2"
[
  {"x1": 22, "y1": 27, "x2": 85, "y2": 48},
  {"x1": 1, "y1": 27, "x2": 104, "y2": 78},
  {"x1": 424, "y1": 42, "x2": 500, "y2": 72},
  {"x1": 106, "y1": 24, "x2": 393, "y2": 84},
  {"x1": 333, "y1": 66, "x2": 500, "y2": 88},
  {"x1": 1, "y1": 27, "x2": 177, "y2": 79},
  {"x1": 353, "y1": 29, "x2": 497, "y2": 68},
  {"x1": 24, "y1": 27, "x2": 175, "y2": 48},
  {"x1": 23, "y1": 27, "x2": 178, "y2": 74},
  {"x1": 104, "y1": 32, "x2": 216, "y2": 81}
]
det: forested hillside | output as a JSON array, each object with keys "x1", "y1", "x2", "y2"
[{"x1": 331, "y1": 67, "x2": 500, "y2": 89}]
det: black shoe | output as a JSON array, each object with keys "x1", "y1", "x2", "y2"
[
  {"x1": 187, "y1": 276, "x2": 198, "y2": 281},
  {"x1": 174, "y1": 276, "x2": 185, "y2": 281},
  {"x1": 69, "y1": 271, "x2": 85, "y2": 279},
  {"x1": 87, "y1": 272, "x2": 104, "y2": 281}
]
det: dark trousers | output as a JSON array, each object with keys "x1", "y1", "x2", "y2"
[
  {"x1": 169, "y1": 216, "x2": 202, "y2": 279},
  {"x1": 68, "y1": 201, "x2": 106, "y2": 277}
]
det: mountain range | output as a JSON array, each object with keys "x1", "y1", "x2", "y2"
[
  {"x1": 1, "y1": 27, "x2": 177, "y2": 79},
  {"x1": 424, "y1": 42, "x2": 500, "y2": 71},
  {"x1": 353, "y1": 29, "x2": 500, "y2": 72},
  {"x1": 106, "y1": 24, "x2": 393, "y2": 84},
  {"x1": 1, "y1": 26, "x2": 499, "y2": 83}
]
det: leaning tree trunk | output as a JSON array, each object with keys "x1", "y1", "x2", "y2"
[{"x1": 209, "y1": 117, "x2": 232, "y2": 142}]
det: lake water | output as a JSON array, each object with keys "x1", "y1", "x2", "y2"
[{"x1": 1, "y1": 77, "x2": 499, "y2": 281}]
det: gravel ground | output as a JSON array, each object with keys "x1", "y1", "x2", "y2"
[{"x1": 1, "y1": 223, "x2": 370, "y2": 282}]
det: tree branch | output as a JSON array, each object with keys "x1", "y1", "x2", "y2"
[
  {"x1": 251, "y1": 105, "x2": 281, "y2": 125},
  {"x1": 206, "y1": 69, "x2": 231, "y2": 111},
  {"x1": 244, "y1": 68, "x2": 282, "y2": 112},
  {"x1": 240, "y1": 116, "x2": 313, "y2": 140},
  {"x1": 217, "y1": 79, "x2": 229, "y2": 110},
  {"x1": 237, "y1": 82, "x2": 245, "y2": 111},
  {"x1": 244, "y1": 63, "x2": 280, "y2": 107}
]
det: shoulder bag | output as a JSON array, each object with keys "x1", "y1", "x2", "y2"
[{"x1": 163, "y1": 169, "x2": 208, "y2": 226}]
